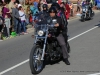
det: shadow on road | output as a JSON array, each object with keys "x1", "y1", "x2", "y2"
[{"x1": 95, "y1": 24, "x2": 100, "y2": 27}]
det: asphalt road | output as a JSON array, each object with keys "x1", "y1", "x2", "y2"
[{"x1": 0, "y1": 11, "x2": 100, "y2": 75}]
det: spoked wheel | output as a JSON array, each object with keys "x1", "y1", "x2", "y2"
[
  {"x1": 81, "y1": 16, "x2": 85, "y2": 22},
  {"x1": 92, "y1": 11, "x2": 95, "y2": 17},
  {"x1": 29, "y1": 45, "x2": 44, "y2": 74}
]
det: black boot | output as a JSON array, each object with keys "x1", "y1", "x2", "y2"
[{"x1": 64, "y1": 58, "x2": 70, "y2": 65}]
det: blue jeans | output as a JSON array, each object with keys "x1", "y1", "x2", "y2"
[
  {"x1": 21, "y1": 21, "x2": 26, "y2": 32},
  {"x1": 14, "y1": 18, "x2": 21, "y2": 34},
  {"x1": 97, "y1": 3, "x2": 100, "y2": 9}
]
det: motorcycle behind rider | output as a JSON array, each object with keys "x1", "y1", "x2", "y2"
[
  {"x1": 39, "y1": 4, "x2": 49, "y2": 20},
  {"x1": 34, "y1": 4, "x2": 49, "y2": 23},
  {"x1": 82, "y1": 0, "x2": 93, "y2": 16},
  {"x1": 48, "y1": 7, "x2": 70, "y2": 65}
]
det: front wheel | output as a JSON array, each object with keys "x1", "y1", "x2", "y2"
[
  {"x1": 81, "y1": 15, "x2": 85, "y2": 22},
  {"x1": 29, "y1": 45, "x2": 44, "y2": 74}
]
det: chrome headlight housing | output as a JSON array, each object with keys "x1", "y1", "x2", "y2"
[
  {"x1": 82, "y1": 8, "x2": 85, "y2": 12},
  {"x1": 82, "y1": 8, "x2": 88, "y2": 12},
  {"x1": 37, "y1": 30, "x2": 44, "y2": 36}
]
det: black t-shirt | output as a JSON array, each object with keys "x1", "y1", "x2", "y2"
[{"x1": 50, "y1": 16, "x2": 64, "y2": 37}]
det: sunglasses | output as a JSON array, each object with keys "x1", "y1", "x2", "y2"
[{"x1": 50, "y1": 12, "x2": 55, "y2": 13}]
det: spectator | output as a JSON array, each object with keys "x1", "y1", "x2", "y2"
[
  {"x1": 5, "y1": 15, "x2": 11, "y2": 37},
  {"x1": 29, "y1": 13, "x2": 33, "y2": 26},
  {"x1": 26, "y1": 6, "x2": 31, "y2": 15},
  {"x1": 31, "y1": 2, "x2": 39, "y2": 26},
  {"x1": 69, "y1": 2, "x2": 74, "y2": 16},
  {"x1": 8, "y1": 0, "x2": 16, "y2": 29},
  {"x1": 18, "y1": 4, "x2": 22, "y2": 8},
  {"x1": 76, "y1": 0, "x2": 81, "y2": 13},
  {"x1": 30, "y1": 2, "x2": 39, "y2": 16},
  {"x1": 8, "y1": 0, "x2": 16, "y2": 13},
  {"x1": 26, "y1": 6, "x2": 31, "y2": 25},
  {"x1": 12, "y1": 2, "x2": 21, "y2": 35},
  {"x1": 65, "y1": 2, "x2": 70, "y2": 19},
  {"x1": 0, "y1": 4, "x2": 3, "y2": 15},
  {"x1": 18, "y1": 6, "x2": 27, "y2": 34},
  {"x1": 58, "y1": 0, "x2": 62, "y2": 4},
  {"x1": 2, "y1": 3, "x2": 10, "y2": 18},
  {"x1": 95, "y1": 0, "x2": 100, "y2": 9}
]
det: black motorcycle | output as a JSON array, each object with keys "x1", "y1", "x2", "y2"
[
  {"x1": 81, "y1": 4, "x2": 94, "y2": 22},
  {"x1": 29, "y1": 18, "x2": 62, "y2": 74}
]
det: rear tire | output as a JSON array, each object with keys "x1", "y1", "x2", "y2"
[{"x1": 29, "y1": 45, "x2": 44, "y2": 74}]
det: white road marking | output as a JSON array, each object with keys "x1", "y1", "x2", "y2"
[
  {"x1": 87, "y1": 73, "x2": 100, "y2": 75},
  {"x1": 68, "y1": 26, "x2": 98, "y2": 41},
  {"x1": 0, "y1": 26, "x2": 98, "y2": 75},
  {"x1": 0, "y1": 59, "x2": 29, "y2": 75}
]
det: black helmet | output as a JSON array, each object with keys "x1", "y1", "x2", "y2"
[
  {"x1": 42, "y1": 4, "x2": 48, "y2": 9},
  {"x1": 51, "y1": 3, "x2": 60, "y2": 10},
  {"x1": 49, "y1": 7, "x2": 57, "y2": 13}
]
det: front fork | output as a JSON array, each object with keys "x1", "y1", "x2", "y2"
[
  {"x1": 41, "y1": 43, "x2": 46, "y2": 60},
  {"x1": 34, "y1": 37, "x2": 47, "y2": 61},
  {"x1": 82, "y1": 12, "x2": 86, "y2": 18},
  {"x1": 84, "y1": 13, "x2": 86, "y2": 18},
  {"x1": 41, "y1": 30, "x2": 48, "y2": 60},
  {"x1": 34, "y1": 27, "x2": 49, "y2": 61}
]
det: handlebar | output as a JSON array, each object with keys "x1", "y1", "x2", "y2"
[{"x1": 35, "y1": 24, "x2": 55, "y2": 27}]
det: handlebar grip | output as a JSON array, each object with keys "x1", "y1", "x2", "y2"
[{"x1": 48, "y1": 24, "x2": 54, "y2": 27}]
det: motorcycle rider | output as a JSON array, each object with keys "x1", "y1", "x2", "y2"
[
  {"x1": 37, "y1": 4, "x2": 49, "y2": 21},
  {"x1": 32, "y1": 4, "x2": 49, "y2": 38},
  {"x1": 42, "y1": 4, "x2": 49, "y2": 16},
  {"x1": 48, "y1": 7, "x2": 70, "y2": 65},
  {"x1": 51, "y1": 3, "x2": 70, "y2": 53},
  {"x1": 84, "y1": 0, "x2": 93, "y2": 16}
]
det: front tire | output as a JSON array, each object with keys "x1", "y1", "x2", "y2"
[
  {"x1": 81, "y1": 15, "x2": 85, "y2": 22},
  {"x1": 29, "y1": 45, "x2": 44, "y2": 74}
]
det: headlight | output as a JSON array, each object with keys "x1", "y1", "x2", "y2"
[
  {"x1": 82, "y1": 8, "x2": 88, "y2": 12},
  {"x1": 37, "y1": 30, "x2": 44, "y2": 36},
  {"x1": 83, "y1": 8, "x2": 85, "y2": 11}
]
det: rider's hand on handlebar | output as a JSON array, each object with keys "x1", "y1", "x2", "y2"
[
  {"x1": 48, "y1": 34, "x2": 51, "y2": 37},
  {"x1": 54, "y1": 23, "x2": 59, "y2": 27}
]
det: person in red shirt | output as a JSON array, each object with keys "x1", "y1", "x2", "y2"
[
  {"x1": 65, "y1": 2, "x2": 70, "y2": 19},
  {"x1": 58, "y1": 0, "x2": 62, "y2": 4}
]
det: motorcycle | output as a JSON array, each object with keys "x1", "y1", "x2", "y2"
[
  {"x1": 81, "y1": 4, "x2": 94, "y2": 22},
  {"x1": 29, "y1": 17, "x2": 62, "y2": 74}
]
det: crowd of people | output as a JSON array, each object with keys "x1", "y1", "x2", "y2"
[
  {"x1": 0, "y1": 0, "x2": 29, "y2": 41},
  {"x1": 0, "y1": 0, "x2": 95, "y2": 41},
  {"x1": 0, "y1": 0, "x2": 76, "y2": 41}
]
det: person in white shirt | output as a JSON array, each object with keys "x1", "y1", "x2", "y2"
[{"x1": 18, "y1": 6, "x2": 27, "y2": 34}]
